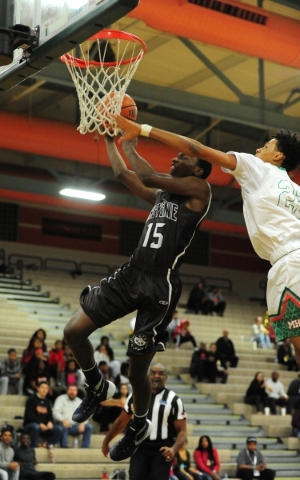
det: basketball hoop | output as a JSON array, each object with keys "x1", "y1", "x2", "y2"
[{"x1": 60, "y1": 29, "x2": 146, "y2": 135}]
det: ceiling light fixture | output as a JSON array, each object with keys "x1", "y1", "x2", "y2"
[{"x1": 59, "y1": 188, "x2": 106, "y2": 201}]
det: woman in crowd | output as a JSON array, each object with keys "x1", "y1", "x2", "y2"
[
  {"x1": 194, "y1": 435, "x2": 221, "y2": 480},
  {"x1": 173, "y1": 440, "x2": 203, "y2": 480},
  {"x1": 244, "y1": 371, "x2": 268, "y2": 413}
]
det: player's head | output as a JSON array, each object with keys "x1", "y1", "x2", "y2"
[
  {"x1": 170, "y1": 153, "x2": 212, "y2": 179},
  {"x1": 255, "y1": 131, "x2": 300, "y2": 171},
  {"x1": 274, "y1": 130, "x2": 300, "y2": 172}
]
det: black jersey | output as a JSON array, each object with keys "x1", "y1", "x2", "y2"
[{"x1": 131, "y1": 189, "x2": 211, "y2": 271}]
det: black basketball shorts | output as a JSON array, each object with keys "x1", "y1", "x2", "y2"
[{"x1": 79, "y1": 262, "x2": 182, "y2": 357}]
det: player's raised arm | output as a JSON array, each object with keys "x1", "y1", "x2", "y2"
[
  {"x1": 104, "y1": 135, "x2": 157, "y2": 205},
  {"x1": 112, "y1": 114, "x2": 237, "y2": 171}
]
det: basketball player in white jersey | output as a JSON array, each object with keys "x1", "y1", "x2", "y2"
[{"x1": 112, "y1": 115, "x2": 300, "y2": 367}]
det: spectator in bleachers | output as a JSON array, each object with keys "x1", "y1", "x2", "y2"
[
  {"x1": 21, "y1": 337, "x2": 48, "y2": 379},
  {"x1": 0, "y1": 428, "x2": 20, "y2": 480},
  {"x1": 94, "y1": 344, "x2": 110, "y2": 366},
  {"x1": 252, "y1": 317, "x2": 271, "y2": 349},
  {"x1": 23, "y1": 381, "x2": 62, "y2": 448},
  {"x1": 53, "y1": 385, "x2": 92, "y2": 448},
  {"x1": 287, "y1": 373, "x2": 300, "y2": 410},
  {"x1": 186, "y1": 282, "x2": 213, "y2": 315},
  {"x1": 194, "y1": 435, "x2": 221, "y2": 480},
  {"x1": 207, "y1": 287, "x2": 226, "y2": 317},
  {"x1": 173, "y1": 319, "x2": 198, "y2": 350},
  {"x1": 205, "y1": 343, "x2": 228, "y2": 384},
  {"x1": 48, "y1": 340, "x2": 65, "y2": 387},
  {"x1": 291, "y1": 399, "x2": 300, "y2": 438},
  {"x1": 265, "y1": 371, "x2": 291, "y2": 415},
  {"x1": 25, "y1": 359, "x2": 57, "y2": 404},
  {"x1": 93, "y1": 383, "x2": 130, "y2": 434},
  {"x1": 97, "y1": 336, "x2": 120, "y2": 380},
  {"x1": 215, "y1": 330, "x2": 239, "y2": 368},
  {"x1": 14, "y1": 432, "x2": 56, "y2": 480},
  {"x1": 173, "y1": 440, "x2": 203, "y2": 480},
  {"x1": 0, "y1": 348, "x2": 24, "y2": 395},
  {"x1": 63, "y1": 359, "x2": 85, "y2": 394},
  {"x1": 236, "y1": 436, "x2": 276, "y2": 480},
  {"x1": 114, "y1": 362, "x2": 131, "y2": 393},
  {"x1": 189, "y1": 343, "x2": 208, "y2": 382},
  {"x1": 244, "y1": 372, "x2": 268, "y2": 414},
  {"x1": 32, "y1": 329, "x2": 48, "y2": 355},
  {"x1": 168, "y1": 310, "x2": 179, "y2": 342},
  {"x1": 277, "y1": 338, "x2": 298, "y2": 371}
]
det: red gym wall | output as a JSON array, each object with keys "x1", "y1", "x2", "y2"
[{"x1": 17, "y1": 205, "x2": 269, "y2": 274}]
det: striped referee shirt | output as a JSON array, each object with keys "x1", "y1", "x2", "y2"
[{"x1": 124, "y1": 388, "x2": 186, "y2": 447}]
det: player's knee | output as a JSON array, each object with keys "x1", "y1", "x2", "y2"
[{"x1": 63, "y1": 323, "x2": 77, "y2": 346}]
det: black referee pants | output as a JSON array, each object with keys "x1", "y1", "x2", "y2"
[{"x1": 129, "y1": 445, "x2": 171, "y2": 480}]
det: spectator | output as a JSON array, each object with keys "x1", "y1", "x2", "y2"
[
  {"x1": 189, "y1": 343, "x2": 208, "y2": 382},
  {"x1": 173, "y1": 440, "x2": 203, "y2": 480},
  {"x1": 168, "y1": 310, "x2": 179, "y2": 342},
  {"x1": 23, "y1": 381, "x2": 62, "y2": 448},
  {"x1": 53, "y1": 385, "x2": 93, "y2": 448},
  {"x1": 216, "y1": 330, "x2": 239, "y2": 368},
  {"x1": 277, "y1": 338, "x2": 298, "y2": 371},
  {"x1": 93, "y1": 383, "x2": 130, "y2": 434},
  {"x1": 0, "y1": 348, "x2": 23, "y2": 395},
  {"x1": 114, "y1": 362, "x2": 131, "y2": 392},
  {"x1": 252, "y1": 317, "x2": 271, "y2": 349},
  {"x1": 186, "y1": 282, "x2": 213, "y2": 315},
  {"x1": 265, "y1": 371, "x2": 291, "y2": 415},
  {"x1": 173, "y1": 319, "x2": 198, "y2": 350},
  {"x1": 194, "y1": 435, "x2": 221, "y2": 480},
  {"x1": 95, "y1": 337, "x2": 120, "y2": 380},
  {"x1": 31, "y1": 330, "x2": 48, "y2": 355},
  {"x1": 21, "y1": 337, "x2": 47, "y2": 378},
  {"x1": 0, "y1": 428, "x2": 19, "y2": 480},
  {"x1": 291, "y1": 399, "x2": 300, "y2": 438},
  {"x1": 94, "y1": 345, "x2": 110, "y2": 366},
  {"x1": 236, "y1": 436, "x2": 276, "y2": 480},
  {"x1": 205, "y1": 344, "x2": 228, "y2": 384},
  {"x1": 244, "y1": 372, "x2": 268, "y2": 414},
  {"x1": 48, "y1": 340, "x2": 65, "y2": 387},
  {"x1": 14, "y1": 432, "x2": 56, "y2": 480},
  {"x1": 63, "y1": 359, "x2": 85, "y2": 393},
  {"x1": 96, "y1": 336, "x2": 114, "y2": 362},
  {"x1": 207, "y1": 287, "x2": 226, "y2": 317},
  {"x1": 25, "y1": 360, "x2": 57, "y2": 405},
  {"x1": 287, "y1": 373, "x2": 300, "y2": 410}
]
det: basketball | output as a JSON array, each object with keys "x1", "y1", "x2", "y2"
[{"x1": 121, "y1": 93, "x2": 137, "y2": 121}]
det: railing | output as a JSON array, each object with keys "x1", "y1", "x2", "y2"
[{"x1": 3, "y1": 249, "x2": 233, "y2": 292}]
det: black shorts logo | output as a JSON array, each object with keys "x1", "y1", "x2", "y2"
[{"x1": 129, "y1": 333, "x2": 149, "y2": 352}]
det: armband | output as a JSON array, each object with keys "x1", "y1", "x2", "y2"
[{"x1": 140, "y1": 124, "x2": 152, "y2": 137}]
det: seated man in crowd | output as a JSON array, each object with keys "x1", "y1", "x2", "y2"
[
  {"x1": 23, "y1": 381, "x2": 62, "y2": 449},
  {"x1": 277, "y1": 338, "x2": 298, "y2": 371},
  {"x1": 14, "y1": 433, "x2": 56, "y2": 480},
  {"x1": 216, "y1": 330, "x2": 239, "y2": 368},
  {"x1": 0, "y1": 428, "x2": 19, "y2": 480},
  {"x1": 53, "y1": 385, "x2": 93, "y2": 448},
  {"x1": 205, "y1": 343, "x2": 228, "y2": 384},
  {"x1": 0, "y1": 348, "x2": 23, "y2": 395},
  {"x1": 189, "y1": 342, "x2": 208, "y2": 382},
  {"x1": 236, "y1": 437, "x2": 275, "y2": 480},
  {"x1": 186, "y1": 282, "x2": 213, "y2": 315},
  {"x1": 208, "y1": 287, "x2": 226, "y2": 317},
  {"x1": 265, "y1": 371, "x2": 291, "y2": 415}
]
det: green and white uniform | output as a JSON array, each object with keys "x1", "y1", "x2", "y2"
[{"x1": 223, "y1": 152, "x2": 300, "y2": 340}]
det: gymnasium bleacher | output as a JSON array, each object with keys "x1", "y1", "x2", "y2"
[{"x1": 0, "y1": 253, "x2": 299, "y2": 479}]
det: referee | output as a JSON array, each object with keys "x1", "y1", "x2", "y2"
[{"x1": 102, "y1": 363, "x2": 187, "y2": 480}]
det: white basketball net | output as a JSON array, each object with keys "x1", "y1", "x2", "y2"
[{"x1": 60, "y1": 31, "x2": 145, "y2": 135}]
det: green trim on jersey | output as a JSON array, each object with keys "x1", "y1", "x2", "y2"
[{"x1": 270, "y1": 286, "x2": 300, "y2": 341}]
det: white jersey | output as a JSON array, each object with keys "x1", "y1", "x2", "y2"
[{"x1": 222, "y1": 152, "x2": 300, "y2": 263}]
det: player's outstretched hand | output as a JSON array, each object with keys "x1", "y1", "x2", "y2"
[{"x1": 111, "y1": 114, "x2": 141, "y2": 143}]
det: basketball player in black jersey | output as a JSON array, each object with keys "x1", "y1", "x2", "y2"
[{"x1": 63, "y1": 135, "x2": 212, "y2": 461}]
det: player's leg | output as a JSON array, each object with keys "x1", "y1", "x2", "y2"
[
  {"x1": 64, "y1": 309, "x2": 116, "y2": 422},
  {"x1": 109, "y1": 351, "x2": 155, "y2": 461}
]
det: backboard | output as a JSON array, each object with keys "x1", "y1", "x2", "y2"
[{"x1": 0, "y1": 0, "x2": 139, "y2": 93}]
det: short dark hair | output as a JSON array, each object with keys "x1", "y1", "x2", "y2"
[
  {"x1": 275, "y1": 130, "x2": 300, "y2": 172},
  {"x1": 7, "y1": 348, "x2": 16, "y2": 355},
  {"x1": 197, "y1": 158, "x2": 212, "y2": 179},
  {"x1": 37, "y1": 380, "x2": 49, "y2": 387}
]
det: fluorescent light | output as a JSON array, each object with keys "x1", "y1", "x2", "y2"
[{"x1": 60, "y1": 188, "x2": 106, "y2": 201}]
